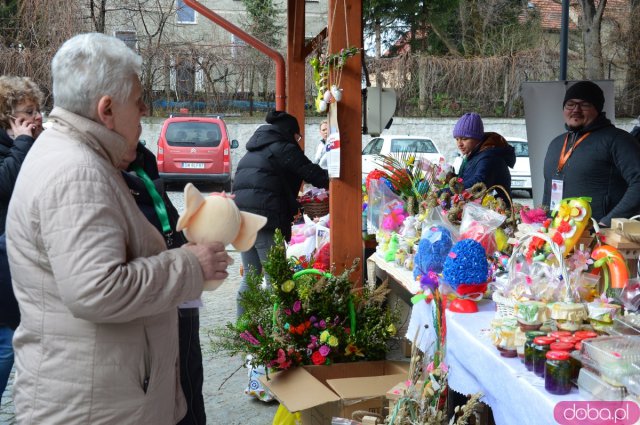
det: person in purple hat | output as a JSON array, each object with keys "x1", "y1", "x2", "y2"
[
  {"x1": 542, "y1": 81, "x2": 640, "y2": 226},
  {"x1": 453, "y1": 112, "x2": 515, "y2": 194}
]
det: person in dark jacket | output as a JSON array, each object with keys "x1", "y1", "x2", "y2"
[
  {"x1": 233, "y1": 111, "x2": 329, "y2": 318},
  {"x1": 542, "y1": 81, "x2": 640, "y2": 226},
  {"x1": 0, "y1": 75, "x2": 44, "y2": 401},
  {"x1": 122, "y1": 142, "x2": 206, "y2": 425},
  {"x1": 0, "y1": 76, "x2": 44, "y2": 234},
  {"x1": 453, "y1": 112, "x2": 515, "y2": 195}
]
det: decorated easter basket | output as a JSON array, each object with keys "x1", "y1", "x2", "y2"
[
  {"x1": 492, "y1": 291, "x2": 518, "y2": 319},
  {"x1": 493, "y1": 232, "x2": 570, "y2": 318},
  {"x1": 301, "y1": 198, "x2": 329, "y2": 219}
]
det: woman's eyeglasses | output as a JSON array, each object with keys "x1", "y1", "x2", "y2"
[{"x1": 12, "y1": 108, "x2": 41, "y2": 118}]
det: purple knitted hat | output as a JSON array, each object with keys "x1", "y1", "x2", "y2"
[{"x1": 453, "y1": 113, "x2": 484, "y2": 140}]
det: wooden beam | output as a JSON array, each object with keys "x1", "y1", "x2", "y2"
[
  {"x1": 327, "y1": 0, "x2": 363, "y2": 286},
  {"x1": 301, "y1": 27, "x2": 327, "y2": 60},
  {"x1": 287, "y1": 0, "x2": 306, "y2": 147}
]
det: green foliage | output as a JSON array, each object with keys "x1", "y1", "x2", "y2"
[
  {"x1": 240, "y1": 0, "x2": 283, "y2": 49},
  {"x1": 211, "y1": 229, "x2": 401, "y2": 370},
  {"x1": 0, "y1": 0, "x2": 19, "y2": 45}
]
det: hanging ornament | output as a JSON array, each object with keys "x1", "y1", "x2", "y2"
[
  {"x1": 318, "y1": 100, "x2": 328, "y2": 112},
  {"x1": 330, "y1": 85, "x2": 343, "y2": 102},
  {"x1": 323, "y1": 89, "x2": 333, "y2": 103}
]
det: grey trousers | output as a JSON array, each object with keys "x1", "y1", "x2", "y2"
[{"x1": 237, "y1": 228, "x2": 277, "y2": 319}]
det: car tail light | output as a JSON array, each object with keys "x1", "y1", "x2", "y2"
[
  {"x1": 223, "y1": 146, "x2": 229, "y2": 162},
  {"x1": 157, "y1": 140, "x2": 164, "y2": 162}
]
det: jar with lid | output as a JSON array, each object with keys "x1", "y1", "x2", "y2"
[
  {"x1": 532, "y1": 336, "x2": 556, "y2": 377},
  {"x1": 523, "y1": 331, "x2": 546, "y2": 370},
  {"x1": 573, "y1": 330, "x2": 597, "y2": 341},
  {"x1": 548, "y1": 330, "x2": 572, "y2": 340},
  {"x1": 545, "y1": 350, "x2": 572, "y2": 395},
  {"x1": 550, "y1": 342, "x2": 574, "y2": 352}
]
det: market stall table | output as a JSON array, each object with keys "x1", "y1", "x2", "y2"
[
  {"x1": 446, "y1": 300, "x2": 587, "y2": 425},
  {"x1": 366, "y1": 253, "x2": 435, "y2": 354}
]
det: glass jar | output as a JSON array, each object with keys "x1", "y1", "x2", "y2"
[
  {"x1": 523, "y1": 331, "x2": 546, "y2": 369},
  {"x1": 573, "y1": 330, "x2": 598, "y2": 341},
  {"x1": 533, "y1": 336, "x2": 555, "y2": 377},
  {"x1": 550, "y1": 342, "x2": 575, "y2": 352},
  {"x1": 545, "y1": 350, "x2": 572, "y2": 395},
  {"x1": 549, "y1": 330, "x2": 572, "y2": 340},
  {"x1": 558, "y1": 336, "x2": 579, "y2": 346}
]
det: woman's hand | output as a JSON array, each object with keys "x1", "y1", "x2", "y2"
[{"x1": 10, "y1": 115, "x2": 41, "y2": 139}]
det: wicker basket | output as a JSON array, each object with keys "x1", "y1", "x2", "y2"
[
  {"x1": 302, "y1": 199, "x2": 329, "y2": 219},
  {"x1": 493, "y1": 292, "x2": 518, "y2": 319}
]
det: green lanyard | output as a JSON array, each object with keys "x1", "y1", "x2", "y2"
[{"x1": 130, "y1": 164, "x2": 172, "y2": 236}]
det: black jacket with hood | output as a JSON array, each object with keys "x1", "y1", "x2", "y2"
[
  {"x1": 459, "y1": 132, "x2": 516, "y2": 195},
  {"x1": 232, "y1": 124, "x2": 329, "y2": 240},
  {"x1": 542, "y1": 113, "x2": 640, "y2": 226}
]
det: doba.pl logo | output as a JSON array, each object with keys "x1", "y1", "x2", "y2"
[{"x1": 554, "y1": 401, "x2": 640, "y2": 425}]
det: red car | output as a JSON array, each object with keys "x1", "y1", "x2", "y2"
[{"x1": 156, "y1": 115, "x2": 239, "y2": 191}]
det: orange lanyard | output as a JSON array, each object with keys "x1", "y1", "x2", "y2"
[{"x1": 557, "y1": 132, "x2": 591, "y2": 173}]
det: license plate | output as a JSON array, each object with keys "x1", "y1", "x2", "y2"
[
  {"x1": 511, "y1": 180, "x2": 524, "y2": 187},
  {"x1": 182, "y1": 162, "x2": 205, "y2": 169}
]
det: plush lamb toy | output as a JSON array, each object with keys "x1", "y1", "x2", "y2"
[{"x1": 176, "y1": 183, "x2": 267, "y2": 291}]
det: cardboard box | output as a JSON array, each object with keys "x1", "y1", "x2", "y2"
[{"x1": 260, "y1": 360, "x2": 410, "y2": 425}]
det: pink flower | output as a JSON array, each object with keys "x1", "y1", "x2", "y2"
[
  {"x1": 319, "y1": 345, "x2": 331, "y2": 357},
  {"x1": 520, "y1": 207, "x2": 548, "y2": 224},
  {"x1": 293, "y1": 300, "x2": 302, "y2": 313}
]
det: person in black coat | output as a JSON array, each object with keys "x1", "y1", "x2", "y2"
[
  {"x1": 122, "y1": 143, "x2": 206, "y2": 425},
  {"x1": 453, "y1": 112, "x2": 515, "y2": 195},
  {"x1": 232, "y1": 111, "x2": 329, "y2": 318},
  {"x1": 0, "y1": 76, "x2": 44, "y2": 401},
  {"x1": 542, "y1": 81, "x2": 640, "y2": 226}
]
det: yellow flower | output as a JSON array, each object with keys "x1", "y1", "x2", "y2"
[
  {"x1": 320, "y1": 330, "x2": 330, "y2": 343},
  {"x1": 557, "y1": 203, "x2": 571, "y2": 219},
  {"x1": 345, "y1": 343, "x2": 365, "y2": 357},
  {"x1": 328, "y1": 336, "x2": 339, "y2": 347},
  {"x1": 386, "y1": 324, "x2": 397, "y2": 336},
  {"x1": 281, "y1": 280, "x2": 295, "y2": 293}
]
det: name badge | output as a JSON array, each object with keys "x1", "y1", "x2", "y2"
[{"x1": 550, "y1": 179, "x2": 564, "y2": 211}]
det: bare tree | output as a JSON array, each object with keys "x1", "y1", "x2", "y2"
[
  {"x1": 626, "y1": 0, "x2": 640, "y2": 116},
  {"x1": 576, "y1": 0, "x2": 607, "y2": 79}
]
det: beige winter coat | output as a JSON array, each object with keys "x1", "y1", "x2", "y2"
[{"x1": 6, "y1": 108, "x2": 204, "y2": 424}]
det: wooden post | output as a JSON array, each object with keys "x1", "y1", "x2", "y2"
[
  {"x1": 287, "y1": 0, "x2": 306, "y2": 146},
  {"x1": 327, "y1": 0, "x2": 363, "y2": 286}
]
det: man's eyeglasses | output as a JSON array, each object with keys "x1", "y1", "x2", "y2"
[
  {"x1": 564, "y1": 101, "x2": 594, "y2": 111},
  {"x1": 295, "y1": 134, "x2": 302, "y2": 143}
]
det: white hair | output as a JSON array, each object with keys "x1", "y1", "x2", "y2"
[{"x1": 51, "y1": 33, "x2": 142, "y2": 119}]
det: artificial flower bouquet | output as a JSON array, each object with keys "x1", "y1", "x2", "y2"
[{"x1": 212, "y1": 230, "x2": 400, "y2": 373}]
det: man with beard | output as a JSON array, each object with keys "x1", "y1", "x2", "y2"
[{"x1": 542, "y1": 80, "x2": 640, "y2": 226}]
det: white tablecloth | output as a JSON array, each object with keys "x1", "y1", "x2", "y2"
[
  {"x1": 367, "y1": 253, "x2": 586, "y2": 424},
  {"x1": 446, "y1": 300, "x2": 585, "y2": 425}
]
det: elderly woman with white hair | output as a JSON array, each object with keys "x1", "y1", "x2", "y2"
[{"x1": 6, "y1": 33, "x2": 231, "y2": 424}]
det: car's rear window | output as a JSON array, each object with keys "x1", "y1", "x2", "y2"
[
  {"x1": 390, "y1": 138, "x2": 437, "y2": 153},
  {"x1": 165, "y1": 122, "x2": 222, "y2": 147},
  {"x1": 508, "y1": 141, "x2": 528, "y2": 157}
]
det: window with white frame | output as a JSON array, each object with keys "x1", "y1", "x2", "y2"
[
  {"x1": 231, "y1": 34, "x2": 246, "y2": 59},
  {"x1": 176, "y1": 0, "x2": 196, "y2": 24},
  {"x1": 114, "y1": 30, "x2": 137, "y2": 50}
]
